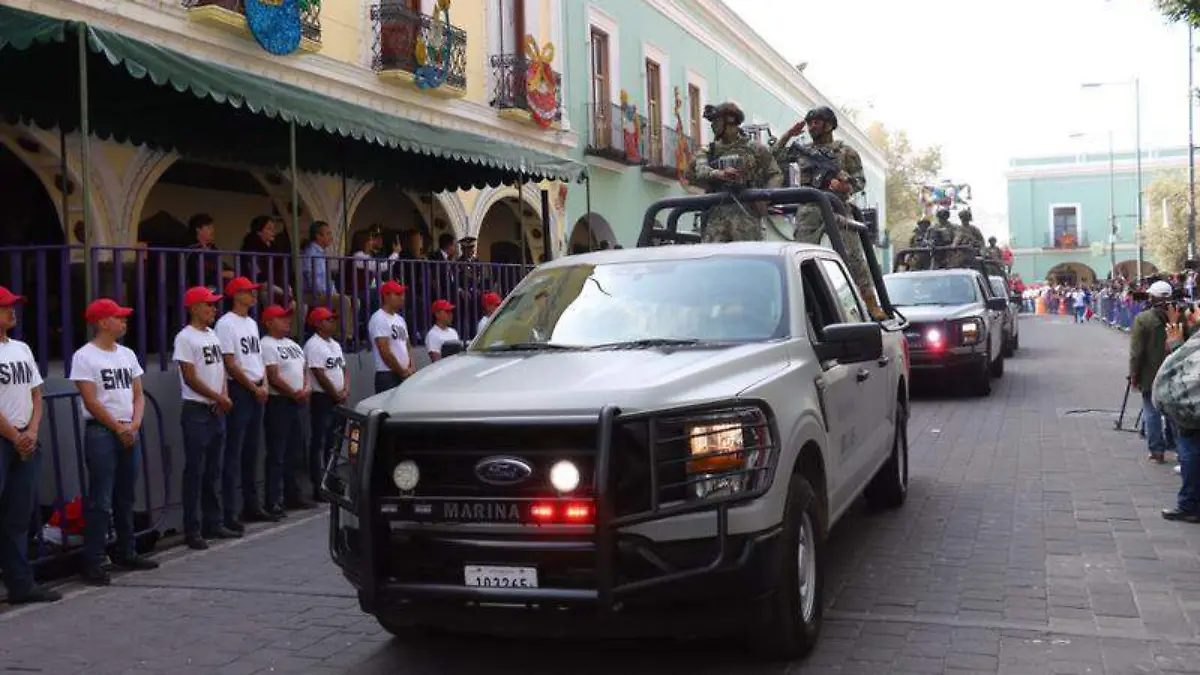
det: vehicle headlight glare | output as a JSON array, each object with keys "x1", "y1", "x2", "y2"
[
  {"x1": 549, "y1": 460, "x2": 581, "y2": 493},
  {"x1": 924, "y1": 328, "x2": 943, "y2": 346},
  {"x1": 960, "y1": 319, "x2": 982, "y2": 344},
  {"x1": 392, "y1": 460, "x2": 420, "y2": 492}
]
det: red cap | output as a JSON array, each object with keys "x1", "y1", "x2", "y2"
[
  {"x1": 84, "y1": 298, "x2": 133, "y2": 324},
  {"x1": 380, "y1": 280, "x2": 407, "y2": 296},
  {"x1": 0, "y1": 287, "x2": 26, "y2": 307},
  {"x1": 431, "y1": 299, "x2": 455, "y2": 313},
  {"x1": 183, "y1": 286, "x2": 223, "y2": 308},
  {"x1": 482, "y1": 292, "x2": 502, "y2": 308},
  {"x1": 225, "y1": 276, "x2": 261, "y2": 296},
  {"x1": 261, "y1": 305, "x2": 294, "y2": 323},
  {"x1": 307, "y1": 306, "x2": 337, "y2": 326}
]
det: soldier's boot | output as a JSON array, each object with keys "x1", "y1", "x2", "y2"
[{"x1": 862, "y1": 290, "x2": 889, "y2": 322}]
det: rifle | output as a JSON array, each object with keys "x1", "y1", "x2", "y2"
[{"x1": 787, "y1": 144, "x2": 845, "y2": 193}]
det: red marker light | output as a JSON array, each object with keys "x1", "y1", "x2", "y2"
[
  {"x1": 529, "y1": 501, "x2": 593, "y2": 523},
  {"x1": 530, "y1": 503, "x2": 555, "y2": 520},
  {"x1": 564, "y1": 503, "x2": 593, "y2": 522}
]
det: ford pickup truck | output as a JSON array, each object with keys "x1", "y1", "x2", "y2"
[{"x1": 321, "y1": 188, "x2": 910, "y2": 659}]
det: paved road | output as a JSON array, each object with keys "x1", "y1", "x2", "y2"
[{"x1": 3, "y1": 315, "x2": 1199, "y2": 675}]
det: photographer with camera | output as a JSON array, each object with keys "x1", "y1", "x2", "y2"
[
  {"x1": 1131, "y1": 280, "x2": 1186, "y2": 464},
  {"x1": 686, "y1": 101, "x2": 782, "y2": 243}
]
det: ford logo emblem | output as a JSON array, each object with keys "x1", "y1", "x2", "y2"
[{"x1": 474, "y1": 456, "x2": 534, "y2": 486}]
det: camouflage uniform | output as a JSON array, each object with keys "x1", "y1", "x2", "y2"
[
  {"x1": 985, "y1": 244, "x2": 1003, "y2": 261},
  {"x1": 927, "y1": 216, "x2": 955, "y2": 269},
  {"x1": 690, "y1": 135, "x2": 782, "y2": 242},
  {"x1": 901, "y1": 222, "x2": 932, "y2": 270}
]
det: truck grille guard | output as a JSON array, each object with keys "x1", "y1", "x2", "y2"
[{"x1": 321, "y1": 398, "x2": 781, "y2": 609}]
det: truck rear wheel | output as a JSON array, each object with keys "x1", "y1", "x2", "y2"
[
  {"x1": 865, "y1": 397, "x2": 909, "y2": 510},
  {"x1": 375, "y1": 610, "x2": 437, "y2": 642},
  {"x1": 751, "y1": 477, "x2": 824, "y2": 660}
]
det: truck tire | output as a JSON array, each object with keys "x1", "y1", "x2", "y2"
[
  {"x1": 375, "y1": 611, "x2": 436, "y2": 642},
  {"x1": 751, "y1": 476, "x2": 825, "y2": 660},
  {"x1": 990, "y1": 352, "x2": 1005, "y2": 378},
  {"x1": 1002, "y1": 331, "x2": 1015, "y2": 358},
  {"x1": 971, "y1": 354, "x2": 992, "y2": 396},
  {"x1": 865, "y1": 397, "x2": 909, "y2": 510}
]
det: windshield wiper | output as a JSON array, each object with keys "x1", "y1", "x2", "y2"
[
  {"x1": 586, "y1": 338, "x2": 715, "y2": 350},
  {"x1": 481, "y1": 342, "x2": 580, "y2": 352}
]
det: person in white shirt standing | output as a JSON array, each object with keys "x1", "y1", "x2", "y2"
[
  {"x1": 216, "y1": 276, "x2": 277, "y2": 530},
  {"x1": 174, "y1": 285, "x2": 237, "y2": 550},
  {"x1": 71, "y1": 298, "x2": 160, "y2": 586},
  {"x1": 477, "y1": 291, "x2": 502, "y2": 337},
  {"x1": 425, "y1": 299, "x2": 461, "y2": 362},
  {"x1": 0, "y1": 287, "x2": 59, "y2": 604},
  {"x1": 304, "y1": 307, "x2": 349, "y2": 500},
  {"x1": 369, "y1": 280, "x2": 413, "y2": 393},
  {"x1": 260, "y1": 305, "x2": 315, "y2": 515}
]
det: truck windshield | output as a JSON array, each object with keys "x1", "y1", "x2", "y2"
[
  {"x1": 885, "y1": 275, "x2": 978, "y2": 306},
  {"x1": 472, "y1": 256, "x2": 789, "y2": 350}
]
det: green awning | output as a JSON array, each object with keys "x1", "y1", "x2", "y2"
[{"x1": 0, "y1": 4, "x2": 585, "y2": 190}]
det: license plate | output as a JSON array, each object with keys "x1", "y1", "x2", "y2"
[{"x1": 464, "y1": 565, "x2": 538, "y2": 588}]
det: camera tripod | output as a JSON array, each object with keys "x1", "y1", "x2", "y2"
[{"x1": 1116, "y1": 377, "x2": 1145, "y2": 434}]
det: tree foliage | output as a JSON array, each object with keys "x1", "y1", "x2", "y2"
[
  {"x1": 1155, "y1": 0, "x2": 1200, "y2": 26},
  {"x1": 1145, "y1": 171, "x2": 1193, "y2": 272},
  {"x1": 865, "y1": 121, "x2": 943, "y2": 248}
]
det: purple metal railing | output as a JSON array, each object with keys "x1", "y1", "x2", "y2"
[{"x1": 2, "y1": 245, "x2": 534, "y2": 372}]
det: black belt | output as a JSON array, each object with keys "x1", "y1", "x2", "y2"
[{"x1": 183, "y1": 400, "x2": 219, "y2": 414}]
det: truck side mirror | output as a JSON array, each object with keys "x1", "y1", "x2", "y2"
[
  {"x1": 986, "y1": 298, "x2": 1008, "y2": 312},
  {"x1": 814, "y1": 322, "x2": 883, "y2": 364},
  {"x1": 439, "y1": 340, "x2": 464, "y2": 357}
]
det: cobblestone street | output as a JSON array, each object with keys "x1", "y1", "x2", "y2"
[{"x1": 3, "y1": 315, "x2": 1200, "y2": 674}]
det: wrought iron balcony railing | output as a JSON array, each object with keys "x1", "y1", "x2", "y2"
[
  {"x1": 1045, "y1": 231, "x2": 1090, "y2": 249},
  {"x1": 489, "y1": 53, "x2": 562, "y2": 123},
  {"x1": 371, "y1": 2, "x2": 467, "y2": 90},
  {"x1": 585, "y1": 103, "x2": 648, "y2": 166},
  {"x1": 183, "y1": 0, "x2": 322, "y2": 46}
]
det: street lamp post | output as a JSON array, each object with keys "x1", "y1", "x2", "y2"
[
  {"x1": 1082, "y1": 78, "x2": 1144, "y2": 278},
  {"x1": 1190, "y1": 25, "x2": 1196, "y2": 261}
]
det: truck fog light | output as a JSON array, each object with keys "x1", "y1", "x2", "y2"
[
  {"x1": 549, "y1": 460, "x2": 580, "y2": 493},
  {"x1": 392, "y1": 460, "x2": 420, "y2": 492}
]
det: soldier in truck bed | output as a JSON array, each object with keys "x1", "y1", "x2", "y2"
[
  {"x1": 773, "y1": 107, "x2": 882, "y2": 319},
  {"x1": 687, "y1": 102, "x2": 782, "y2": 243}
]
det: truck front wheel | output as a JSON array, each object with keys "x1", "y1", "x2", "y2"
[{"x1": 751, "y1": 477, "x2": 825, "y2": 660}]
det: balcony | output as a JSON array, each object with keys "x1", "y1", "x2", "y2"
[
  {"x1": 642, "y1": 124, "x2": 696, "y2": 181},
  {"x1": 183, "y1": 0, "x2": 322, "y2": 52},
  {"x1": 1045, "y1": 231, "x2": 1090, "y2": 249},
  {"x1": 585, "y1": 103, "x2": 648, "y2": 167},
  {"x1": 371, "y1": 2, "x2": 467, "y2": 95},
  {"x1": 488, "y1": 53, "x2": 562, "y2": 127}
]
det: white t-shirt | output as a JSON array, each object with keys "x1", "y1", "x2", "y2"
[
  {"x1": 304, "y1": 334, "x2": 346, "y2": 393},
  {"x1": 369, "y1": 309, "x2": 410, "y2": 372},
  {"x1": 216, "y1": 312, "x2": 266, "y2": 383},
  {"x1": 0, "y1": 338, "x2": 43, "y2": 429},
  {"x1": 261, "y1": 336, "x2": 307, "y2": 396},
  {"x1": 173, "y1": 325, "x2": 226, "y2": 404},
  {"x1": 477, "y1": 315, "x2": 490, "y2": 335},
  {"x1": 425, "y1": 325, "x2": 460, "y2": 356},
  {"x1": 69, "y1": 342, "x2": 143, "y2": 422}
]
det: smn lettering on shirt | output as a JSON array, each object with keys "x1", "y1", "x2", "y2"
[
  {"x1": 391, "y1": 325, "x2": 405, "y2": 340},
  {"x1": 202, "y1": 345, "x2": 222, "y2": 365},
  {"x1": 0, "y1": 360, "x2": 35, "y2": 385},
  {"x1": 325, "y1": 356, "x2": 345, "y2": 370},
  {"x1": 240, "y1": 336, "x2": 261, "y2": 355},
  {"x1": 101, "y1": 367, "x2": 134, "y2": 391},
  {"x1": 279, "y1": 345, "x2": 304, "y2": 360}
]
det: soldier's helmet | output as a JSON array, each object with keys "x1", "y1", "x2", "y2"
[
  {"x1": 936, "y1": 208, "x2": 951, "y2": 220},
  {"x1": 703, "y1": 102, "x2": 745, "y2": 125},
  {"x1": 804, "y1": 106, "x2": 839, "y2": 130},
  {"x1": 988, "y1": 236, "x2": 998, "y2": 245},
  {"x1": 959, "y1": 207, "x2": 973, "y2": 223}
]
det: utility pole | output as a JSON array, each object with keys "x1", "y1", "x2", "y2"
[
  {"x1": 1109, "y1": 130, "x2": 1117, "y2": 279},
  {"x1": 1135, "y1": 77, "x2": 1144, "y2": 279},
  {"x1": 1189, "y1": 25, "x2": 1197, "y2": 261}
]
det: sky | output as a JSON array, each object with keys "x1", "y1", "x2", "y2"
[{"x1": 722, "y1": 0, "x2": 1194, "y2": 242}]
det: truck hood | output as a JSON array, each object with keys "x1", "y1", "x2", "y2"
[
  {"x1": 895, "y1": 303, "x2": 983, "y2": 322},
  {"x1": 358, "y1": 343, "x2": 791, "y2": 420}
]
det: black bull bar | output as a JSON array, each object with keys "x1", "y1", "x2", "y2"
[
  {"x1": 635, "y1": 187, "x2": 898, "y2": 319},
  {"x1": 321, "y1": 399, "x2": 784, "y2": 611}
]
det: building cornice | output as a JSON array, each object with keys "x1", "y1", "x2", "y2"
[
  {"x1": 1006, "y1": 157, "x2": 1192, "y2": 180},
  {"x1": 641, "y1": 0, "x2": 886, "y2": 170},
  {"x1": 29, "y1": 0, "x2": 580, "y2": 162}
]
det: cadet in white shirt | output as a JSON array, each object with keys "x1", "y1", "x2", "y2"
[
  {"x1": 369, "y1": 280, "x2": 414, "y2": 393},
  {"x1": 477, "y1": 291, "x2": 502, "y2": 336},
  {"x1": 174, "y1": 286, "x2": 237, "y2": 550},
  {"x1": 425, "y1": 299, "x2": 461, "y2": 362},
  {"x1": 71, "y1": 298, "x2": 159, "y2": 586},
  {"x1": 215, "y1": 276, "x2": 277, "y2": 529},
  {"x1": 0, "y1": 287, "x2": 59, "y2": 604},
  {"x1": 260, "y1": 305, "x2": 315, "y2": 514},
  {"x1": 304, "y1": 307, "x2": 349, "y2": 500}
]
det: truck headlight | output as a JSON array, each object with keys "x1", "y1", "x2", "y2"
[
  {"x1": 549, "y1": 460, "x2": 581, "y2": 493},
  {"x1": 392, "y1": 460, "x2": 420, "y2": 492},
  {"x1": 958, "y1": 319, "x2": 983, "y2": 345},
  {"x1": 684, "y1": 407, "x2": 773, "y2": 499}
]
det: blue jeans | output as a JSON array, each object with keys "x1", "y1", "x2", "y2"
[
  {"x1": 225, "y1": 384, "x2": 264, "y2": 518},
  {"x1": 0, "y1": 436, "x2": 41, "y2": 596},
  {"x1": 181, "y1": 402, "x2": 224, "y2": 537},
  {"x1": 1144, "y1": 391, "x2": 1169, "y2": 457},
  {"x1": 1176, "y1": 427, "x2": 1200, "y2": 513},
  {"x1": 309, "y1": 392, "x2": 336, "y2": 493},
  {"x1": 264, "y1": 396, "x2": 304, "y2": 506},
  {"x1": 83, "y1": 424, "x2": 141, "y2": 568}
]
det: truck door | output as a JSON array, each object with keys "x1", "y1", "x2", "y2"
[
  {"x1": 799, "y1": 259, "x2": 869, "y2": 515},
  {"x1": 975, "y1": 275, "x2": 1003, "y2": 360},
  {"x1": 816, "y1": 257, "x2": 893, "y2": 497}
]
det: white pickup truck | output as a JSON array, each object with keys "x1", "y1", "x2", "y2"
[{"x1": 322, "y1": 188, "x2": 910, "y2": 660}]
